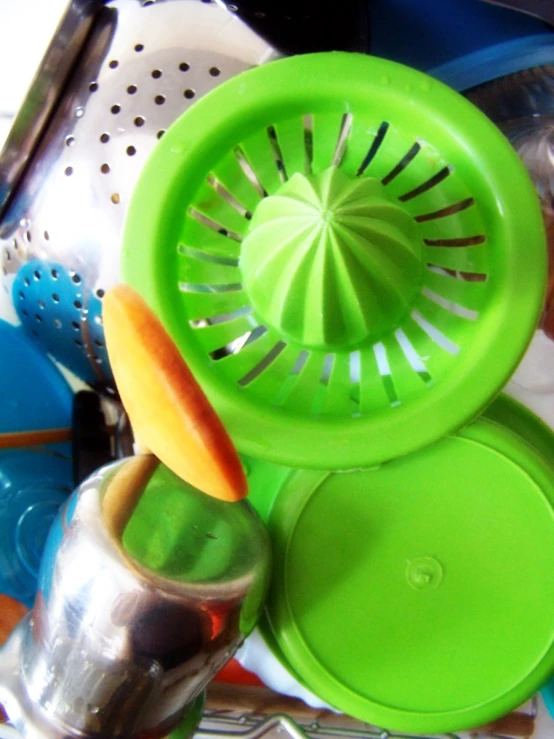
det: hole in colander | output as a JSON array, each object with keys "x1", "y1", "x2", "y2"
[
  {"x1": 426, "y1": 263, "x2": 487, "y2": 282},
  {"x1": 423, "y1": 235, "x2": 485, "y2": 247},
  {"x1": 18, "y1": 291, "x2": 24, "y2": 299},
  {"x1": 71, "y1": 273, "x2": 82, "y2": 284},
  {"x1": 179, "y1": 281, "x2": 242, "y2": 294},
  {"x1": 13, "y1": 238, "x2": 18, "y2": 250},
  {"x1": 190, "y1": 305, "x2": 252, "y2": 328},
  {"x1": 101, "y1": 163, "x2": 110, "y2": 174},
  {"x1": 411, "y1": 310, "x2": 459, "y2": 355},
  {"x1": 415, "y1": 198, "x2": 475, "y2": 223},
  {"x1": 24, "y1": 277, "x2": 30, "y2": 287},
  {"x1": 311, "y1": 354, "x2": 335, "y2": 415},
  {"x1": 127, "y1": 85, "x2": 138, "y2": 95},
  {"x1": 399, "y1": 166, "x2": 451, "y2": 202},
  {"x1": 188, "y1": 208, "x2": 242, "y2": 242},
  {"x1": 209, "y1": 66, "x2": 221, "y2": 77},
  {"x1": 382, "y1": 143, "x2": 421, "y2": 186},
  {"x1": 74, "y1": 339, "x2": 83, "y2": 347},
  {"x1": 64, "y1": 166, "x2": 73, "y2": 176},
  {"x1": 157, "y1": 130, "x2": 165, "y2": 139},
  {"x1": 65, "y1": 136, "x2": 75, "y2": 147},
  {"x1": 395, "y1": 328, "x2": 433, "y2": 386},
  {"x1": 234, "y1": 145, "x2": 267, "y2": 197},
  {"x1": 74, "y1": 300, "x2": 82, "y2": 309},
  {"x1": 210, "y1": 325, "x2": 267, "y2": 361},
  {"x1": 54, "y1": 319, "x2": 62, "y2": 329},
  {"x1": 421, "y1": 287, "x2": 479, "y2": 321},
  {"x1": 52, "y1": 293, "x2": 60, "y2": 303},
  {"x1": 357, "y1": 121, "x2": 389, "y2": 177},
  {"x1": 304, "y1": 114, "x2": 313, "y2": 175},
  {"x1": 94, "y1": 339, "x2": 104, "y2": 347},
  {"x1": 134, "y1": 116, "x2": 145, "y2": 127},
  {"x1": 96, "y1": 288, "x2": 105, "y2": 298},
  {"x1": 349, "y1": 350, "x2": 362, "y2": 415},
  {"x1": 44, "y1": 230, "x2": 50, "y2": 240},
  {"x1": 239, "y1": 341, "x2": 287, "y2": 387},
  {"x1": 111, "y1": 193, "x2": 121, "y2": 204},
  {"x1": 25, "y1": 231, "x2": 32, "y2": 243},
  {"x1": 267, "y1": 125, "x2": 287, "y2": 182},
  {"x1": 206, "y1": 175, "x2": 251, "y2": 219},
  {"x1": 111, "y1": 104, "x2": 121, "y2": 115},
  {"x1": 275, "y1": 350, "x2": 311, "y2": 405},
  {"x1": 21, "y1": 309, "x2": 28, "y2": 316},
  {"x1": 154, "y1": 94, "x2": 166, "y2": 105},
  {"x1": 374, "y1": 342, "x2": 400, "y2": 407},
  {"x1": 183, "y1": 89, "x2": 195, "y2": 100},
  {"x1": 179, "y1": 244, "x2": 239, "y2": 267},
  {"x1": 4, "y1": 249, "x2": 11, "y2": 262},
  {"x1": 34, "y1": 314, "x2": 43, "y2": 323},
  {"x1": 135, "y1": 43, "x2": 144, "y2": 52},
  {"x1": 33, "y1": 270, "x2": 41, "y2": 280},
  {"x1": 71, "y1": 321, "x2": 79, "y2": 330},
  {"x1": 109, "y1": 60, "x2": 119, "y2": 69},
  {"x1": 152, "y1": 69, "x2": 162, "y2": 79},
  {"x1": 51, "y1": 269, "x2": 59, "y2": 279},
  {"x1": 100, "y1": 132, "x2": 110, "y2": 143},
  {"x1": 89, "y1": 82, "x2": 99, "y2": 93},
  {"x1": 332, "y1": 113, "x2": 353, "y2": 168},
  {"x1": 179, "y1": 62, "x2": 190, "y2": 72},
  {"x1": 126, "y1": 146, "x2": 136, "y2": 156}
]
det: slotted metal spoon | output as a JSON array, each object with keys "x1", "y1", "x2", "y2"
[{"x1": 0, "y1": 0, "x2": 276, "y2": 394}]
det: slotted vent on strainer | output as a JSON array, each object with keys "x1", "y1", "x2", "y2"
[{"x1": 123, "y1": 53, "x2": 546, "y2": 469}]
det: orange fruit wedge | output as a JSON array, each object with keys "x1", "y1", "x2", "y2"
[{"x1": 103, "y1": 284, "x2": 247, "y2": 502}]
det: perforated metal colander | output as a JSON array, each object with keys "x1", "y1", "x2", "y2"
[{"x1": 0, "y1": 0, "x2": 276, "y2": 394}]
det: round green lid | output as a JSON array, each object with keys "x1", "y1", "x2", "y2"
[
  {"x1": 250, "y1": 419, "x2": 554, "y2": 733},
  {"x1": 122, "y1": 52, "x2": 546, "y2": 470}
]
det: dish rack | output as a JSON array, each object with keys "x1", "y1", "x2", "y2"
[{"x1": 195, "y1": 689, "x2": 539, "y2": 739}]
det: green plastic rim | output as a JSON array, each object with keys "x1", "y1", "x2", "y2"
[
  {"x1": 245, "y1": 417, "x2": 554, "y2": 733},
  {"x1": 122, "y1": 52, "x2": 546, "y2": 470}
]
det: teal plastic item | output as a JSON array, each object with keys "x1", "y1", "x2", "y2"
[
  {"x1": 0, "y1": 449, "x2": 72, "y2": 607},
  {"x1": 0, "y1": 319, "x2": 73, "y2": 435},
  {"x1": 123, "y1": 52, "x2": 546, "y2": 470},
  {"x1": 243, "y1": 403, "x2": 554, "y2": 734}
]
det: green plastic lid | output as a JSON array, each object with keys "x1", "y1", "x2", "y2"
[
  {"x1": 122, "y1": 52, "x2": 546, "y2": 470},
  {"x1": 247, "y1": 418, "x2": 554, "y2": 733}
]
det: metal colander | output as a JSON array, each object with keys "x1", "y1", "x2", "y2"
[{"x1": 0, "y1": 0, "x2": 276, "y2": 394}]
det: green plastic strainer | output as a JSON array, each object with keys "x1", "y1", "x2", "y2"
[{"x1": 123, "y1": 52, "x2": 546, "y2": 469}]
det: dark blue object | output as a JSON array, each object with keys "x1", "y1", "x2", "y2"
[{"x1": 370, "y1": 0, "x2": 554, "y2": 90}]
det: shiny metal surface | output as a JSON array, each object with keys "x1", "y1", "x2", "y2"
[
  {"x1": 0, "y1": 457, "x2": 271, "y2": 738},
  {"x1": 0, "y1": 0, "x2": 98, "y2": 220},
  {"x1": 0, "y1": 0, "x2": 276, "y2": 392}
]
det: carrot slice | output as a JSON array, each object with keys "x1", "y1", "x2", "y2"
[{"x1": 103, "y1": 284, "x2": 247, "y2": 502}]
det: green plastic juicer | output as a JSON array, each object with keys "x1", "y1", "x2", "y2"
[{"x1": 122, "y1": 52, "x2": 546, "y2": 470}]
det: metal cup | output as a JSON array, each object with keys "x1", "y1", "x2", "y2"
[{"x1": 0, "y1": 457, "x2": 271, "y2": 738}]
